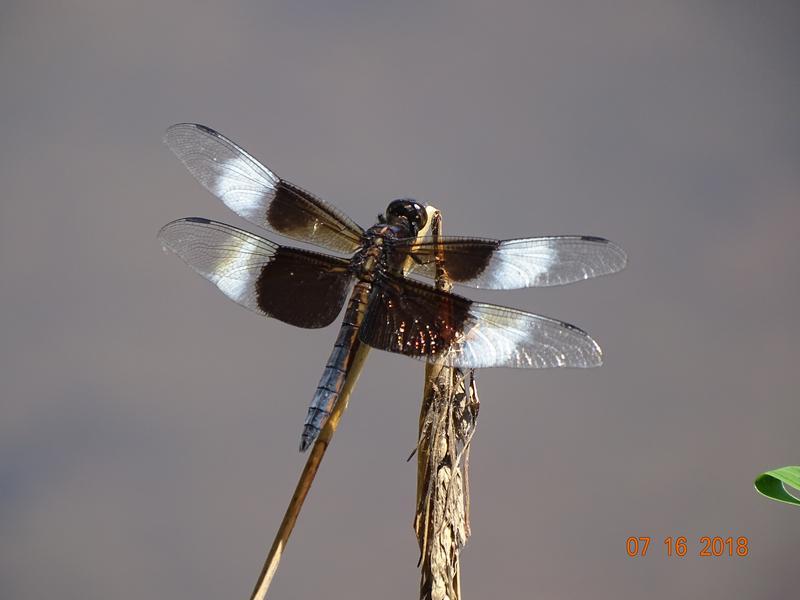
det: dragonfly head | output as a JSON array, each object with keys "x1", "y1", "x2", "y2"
[{"x1": 384, "y1": 198, "x2": 428, "y2": 237}]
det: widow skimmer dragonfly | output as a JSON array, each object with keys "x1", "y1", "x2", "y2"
[{"x1": 159, "y1": 124, "x2": 626, "y2": 451}]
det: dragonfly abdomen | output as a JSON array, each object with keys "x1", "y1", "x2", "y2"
[{"x1": 300, "y1": 280, "x2": 371, "y2": 451}]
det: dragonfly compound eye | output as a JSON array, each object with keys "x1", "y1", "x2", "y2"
[{"x1": 386, "y1": 198, "x2": 428, "y2": 236}]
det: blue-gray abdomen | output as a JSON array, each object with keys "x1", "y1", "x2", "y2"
[{"x1": 299, "y1": 281, "x2": 370, "y2": 451}]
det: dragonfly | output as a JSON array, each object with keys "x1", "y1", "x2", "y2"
[{"x1": 159, "y1": 124, "x2": 627, "y2": 452}]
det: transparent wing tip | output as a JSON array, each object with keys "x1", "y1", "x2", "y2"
[{"x1": 607, "y1": 240, "x2": 628, "y2": 272}]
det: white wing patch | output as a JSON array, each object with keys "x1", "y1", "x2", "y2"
[
  {"x1": 482, "y1": 243, "x2": 557, "y2": 289},
  {"x1": 208, "y1": 233, "x2": 274, "y2": 304},
  {"x1": 213, "y1": 155, "x2": 279, "y2": 224},
  {"x1": 158, "y1": 218, "x2": 277, "y2": 314},
  {"x1": 454, "y1": 306, "x2": 602, "y2": 369}
]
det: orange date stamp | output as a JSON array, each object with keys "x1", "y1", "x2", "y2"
[{"x1": 626, "y1": 536, "x2": 749, "y2": 558}]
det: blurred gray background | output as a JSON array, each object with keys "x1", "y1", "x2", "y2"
[{"x1": 2, "y1": 1, "x2": 799, "y2": 598}]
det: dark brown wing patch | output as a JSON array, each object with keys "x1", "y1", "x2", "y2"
[
  {"x1": 361, "y1": 273, "x2": 471, "y2": 360},
  {"x1": 264, "y1": 180, "x2": 365, "y2": 254},
  {"x1": 256, "y1": 246, "x2": 353, "y2": 328}
]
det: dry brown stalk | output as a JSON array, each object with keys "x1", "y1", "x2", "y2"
[
  {"x1": 249, "y1": 343, "x2": 370, "y2": 600},
  {"x1": 414, "y1": 210, "x2": 480, "y2": 600}
]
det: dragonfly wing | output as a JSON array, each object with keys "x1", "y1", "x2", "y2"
[
  {"x1": 159, "y1": 218, "x2": 353, "y2": 328},
  {"x1": 164, "y1": 123, "x2": 365, "y2": 254},
  {"x1": 359, "y1": 273, "x2": 602, "y2": 368},
  {"x1": 393, "y1": 235, "x2": 626, "y2": 289}
]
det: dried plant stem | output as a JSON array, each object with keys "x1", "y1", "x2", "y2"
[
  {"x1": 249, "y1": 343, "x2": 370, "y2": 600},
  {"x1": 415, "y1": 211, "x2": 479, "y2": 600}
]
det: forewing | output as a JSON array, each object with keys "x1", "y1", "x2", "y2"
[
  {"x1": 164, "y1": 123, "x2": 365, "y2": 253},
  {"x1": 393, "y1": 236, "x2": 626, "y2": 289},
  {"x1": 360, "y1": 273, "x2": 602, "y2": 368},
  {"x1": 159, "y1": 218, "x2": 353, "y2": 328}
]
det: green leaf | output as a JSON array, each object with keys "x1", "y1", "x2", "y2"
[{"x1": 754, "y1": 466, "x2": 800, "y2": 506}]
